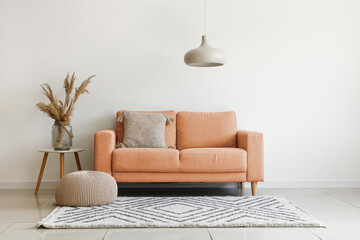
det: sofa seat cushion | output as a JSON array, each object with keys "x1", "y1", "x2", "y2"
[
  {"x1": 112, "y1": 148, "x2": 179, "y2": 172},
  {"x1": 179, "y1": 148, "x2": 247, "y2": 173}
]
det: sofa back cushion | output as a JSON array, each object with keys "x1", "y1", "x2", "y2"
[
  {"x1": 116, "y1": 110, "x2": 176, "y2": 148},
  {"x1": 176, "y1": 111, "x2": 237, "y2": 150}
]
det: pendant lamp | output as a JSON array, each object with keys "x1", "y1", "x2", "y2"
[{"x1": 184, "y1": 0, "x2": 226, "y2": 67}]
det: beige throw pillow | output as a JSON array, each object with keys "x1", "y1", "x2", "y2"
[{"x1": 120, "y1": 112, "x2": 167, "y2": 148}]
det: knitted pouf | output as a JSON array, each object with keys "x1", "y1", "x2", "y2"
[{"x1": 55, "y1": 171, "x2": 118, "y2": 207}]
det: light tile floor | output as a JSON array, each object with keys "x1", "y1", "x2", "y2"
[{"x1": 0, "y1": 187, "x2": 359, "y2": 239}]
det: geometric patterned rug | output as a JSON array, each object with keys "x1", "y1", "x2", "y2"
[{"x1": 38, "y1": 196, "x2": 324, "y2": 228}]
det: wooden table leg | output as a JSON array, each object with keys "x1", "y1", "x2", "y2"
[
  {"x1": 74, "y1": 152, "x2": 82, "y2": 171},
  {"x1": 60, "y1": 153, "x2": 64, "y2": 178},
  {"x1": 251, "y1": 181, "x2": 258, "y2": 196},
  {"x1": 35, "y1": 152, "x2": 48, "y2": 195}
]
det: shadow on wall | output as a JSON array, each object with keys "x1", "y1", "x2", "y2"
[{"x1": 73, "y1": 109, "x2": 116, "y2": 171}]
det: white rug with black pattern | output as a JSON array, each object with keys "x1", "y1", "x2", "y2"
[{"x1": 39, "y1": 196, "x2": 324, "y2": 228}]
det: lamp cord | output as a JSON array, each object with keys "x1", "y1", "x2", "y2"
[{"x1": 204, "y1": 0, "x2": 207, "y2": 35}]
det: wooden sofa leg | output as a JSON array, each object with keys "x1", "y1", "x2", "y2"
[
  {"x1": 238, "y1": 182, "x2": 244, "y2": 188},
  {"x1": 251, "y1": 182, "x2": 258, "y2": 196}
]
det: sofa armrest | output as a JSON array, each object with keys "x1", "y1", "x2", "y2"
[
  {"x1": 94, "y1": 130, "x2": 116, "y2": 175},
  {"x1": 237, "y1": 130, "x2": 264, "y2": 182}
]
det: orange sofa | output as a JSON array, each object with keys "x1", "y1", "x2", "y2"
[{"x1": 94, "y1": 111, "x2": 264, "y2": 196}]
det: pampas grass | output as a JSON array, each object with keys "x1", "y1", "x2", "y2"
[{"x1": 37, "y1": 72, "x2": 95, "y2": 123}]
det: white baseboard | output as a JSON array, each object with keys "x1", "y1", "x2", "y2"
[
  {"x1": 257, "y1": 181, "x2": 360, "y2": 188},
  {"x1": 0, "y1": 180, "x2": 359, "y2": 189},
  {"x1": 0, "y1": 181, "x2": 58, "y2": 189}
]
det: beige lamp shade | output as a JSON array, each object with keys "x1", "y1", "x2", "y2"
[{"x1": 184, "y1": 35, "x2": 226, "y2": 67}]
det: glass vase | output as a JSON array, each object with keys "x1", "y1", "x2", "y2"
[{"x1": 52, "y1": 122, "x2": 73, "y2": 150}]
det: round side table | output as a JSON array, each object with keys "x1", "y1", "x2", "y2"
[{"x1": 35, "y1": 148, "x2": 84, "y2": 195}]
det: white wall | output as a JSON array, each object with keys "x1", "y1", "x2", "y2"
[{"x1": 1, "y1": 0, "x2": 360, "y2": 187}]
